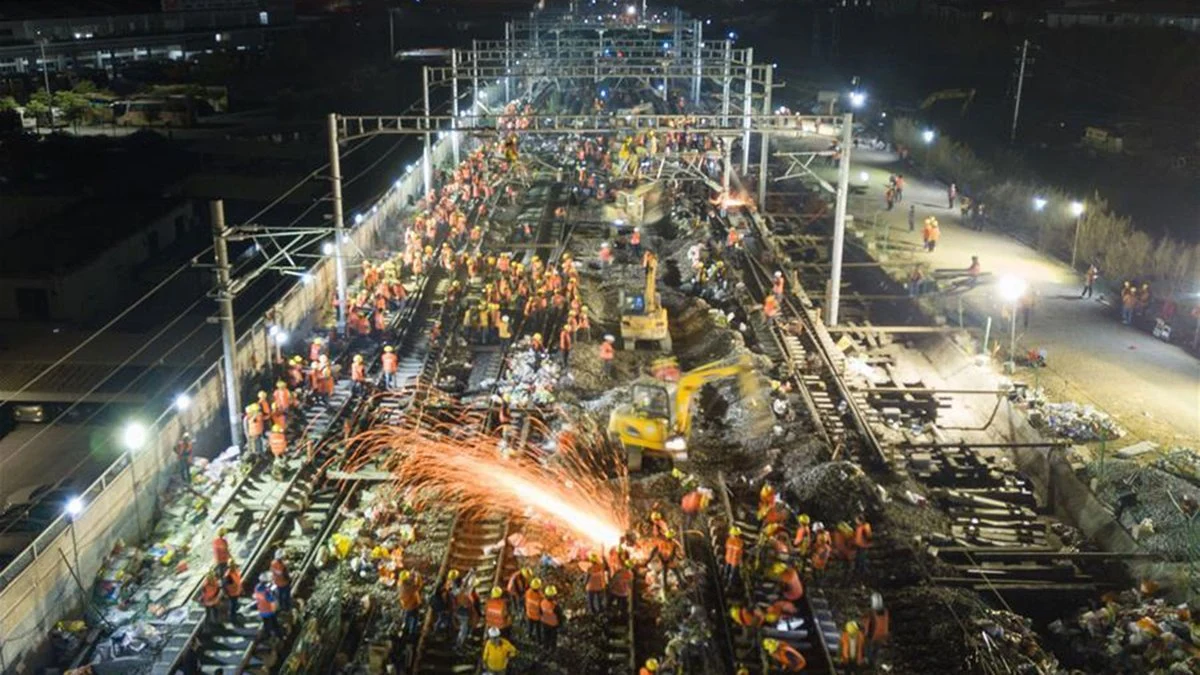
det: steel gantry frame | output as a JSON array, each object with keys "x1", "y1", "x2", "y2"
[{"x1": 332, "y1": 6, "x2": 855, "y2": 325}]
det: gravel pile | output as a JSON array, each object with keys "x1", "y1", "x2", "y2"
[
  {"x1": 1025, "y1": 397, "x2": 1126, "y2": 443},
  {"x1": 780, "y1": 461, "x2": 879, "y2": 525},
  {"x1": 1086, "y1": 459, "x2": 1200, "y2": 554}
]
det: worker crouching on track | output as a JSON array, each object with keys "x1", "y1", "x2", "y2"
[{"x1": 763, "y1": 637, "x2": 807, "y2": 672}]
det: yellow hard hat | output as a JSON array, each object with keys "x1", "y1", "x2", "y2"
[
  {"x1": 589, "y1": 552, "x2": 601, "y2": 562},
  {"x1": 533, "y1": 332, "x2": 542, "y2": 341},
  {"x1": 761, "y1": 484, "x2": 774, "y2": 497},
  {"x1": 530, "y1": 578, "x2": 543, "y2": 590},
  {"x1": 521, "y1": 567, "x2": 533, "y2": 579},
  {"x1": 662, "y1": 529, "x2": 674, "y2": 538},
  {"x1": 545, "y1": 585, "x2": 558, "y2": 597},
  {"x1": 399, "y1": 570, "x2": 411, "y2": 582},
  {"x1": 384, "y1": 345, "x2": 394, "y2": 352},
  {"x1": 217, "y1": 527, "x2": 228, "y2": 536},
  {"x1": 353, "y1": 354, "x2": 364, "y2": 362},
  {"x1": 271, "y1": 424, "x2": 283, "y2": 433},
  {"x1": 447, "y1": 569, "x2": 460, "y2": 581},
  {"x1": 729, "y1": 526, "x2": 742, "y2": 536},
  {"x1": 771, "y1": 562, "x2": 788, "y2": 577},
  {"x1": 798, "y1": 513, "x2": 811, "y2": 524},
  {"x1": 490, "y1": 586, "x2": 503, "y2": 599},
  {"x1": 644, "y1": 659, "x2": 659, "y2": 672},
  {"x1": 257, "y1": 390, "x2": 267, "y2": 398},
  {"x1": 762, "y1": 638, "x2": 780, "y2": 652},
  {"x1": 276, "y1": 380, "x2": 287, "y2": 388},
  {"x1": 845, "y1": 621, "x2": 860, "y2": 633}
]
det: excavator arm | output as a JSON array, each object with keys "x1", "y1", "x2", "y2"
[
  {"x1": 919, "y1": 88, "x2": 976, "y2": 117},
  {"x1": 671, "y1": 353, "x2": 761, "y2": 438},
  {"x1": 644, "y1": 255, "x2": 659, "y2": 313}
]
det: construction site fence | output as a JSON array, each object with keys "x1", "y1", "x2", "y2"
[{"x1": 0, "y1": 97, "x2": 493, "y2": 672}]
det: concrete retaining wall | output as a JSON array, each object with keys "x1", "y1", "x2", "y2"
[{"x1": 0, "y1": 121, "x2": 468, "y2": 674}]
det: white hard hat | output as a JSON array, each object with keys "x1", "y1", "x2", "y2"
[
  {"x1": 774, "y1": 271, "x2": 782, "y2": 277},
  {"x1": 487, "y1": 627, "x2": 501, "y2": 638},
  {"x1": 274, "y1": 549, "x2": 286, "y2": 560},
  {"x1": 871, "y1": 592, "x2": 884, "y2": 611},
  {"x1": 604, "y1": 334, "x2": 615, "y2": 342}
]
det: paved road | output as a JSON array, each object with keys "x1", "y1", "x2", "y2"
[{"x1": 818, "y1": 147, "x2": 1200, "y2": 448}]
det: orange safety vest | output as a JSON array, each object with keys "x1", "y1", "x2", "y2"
[
  {"x1": 731, "y1": 606, "x2": 762, "y2": 628},
  {"x1": 381, "y1": 352, "x2": 399, "y2": 373},
  {"x1": 271, "y1": 559, "x2": 291, "y2": 588},
  {"x1": 854, "y1": 522, "x2": 873, "y2": 549},
  {"x1": 863, "y1": 609, "x2": 890, "y2": 642},
  {"x1": 273, "y1": 388, "x2": 292, "y2": 411},
  {"x1": 609, "y1": 568, "x2": 632, "y2": 598},
  {"x1": 630, "y1": 230, "x2": 641, "y2": 246},
  {"x1": 213, "y1": 536, "x2": 231, "y2": 564},
  {"x1": 793, "y1": 525, "x2": 812, "y2": 553},
  {"x1": 763, "y1": 296, "x2": 779, "y2": 319},
  {"x1": 559, "y1": 329, "x2": 572, "y2": 352},
  {"x1": 223, "y1": 568, "x2": 243, "y2": 598},
  {"x1": 200, "y1": 579, "x2": 221, "y2": 607},
  {"x1": 724, "y1": 535, "x2": 743, "y2": 567},
  {"x1": 811, "y1": 534, "x2": 832, "y2": 570},
  {"x1": 485, "y1": 597, "x2": 510, "y2": 628},
  {"x1": 524, "y1": 589, "x2": 543, "y2": 621},
  {"x1": 254, "y1": 587, "x2": 276, "y2": 615},
  {"x1": 539, "y1": 598, "x2": 559, "y2": 627},
  {"x1": 399, "y1": 580, "x2": 422, "y2": 611},
  {"x1": 840, "y1": 631, "x2": 866, "y2": 665},
  {"x1": 680, "y1": 490, "x2": 703, "y2": 515},
  {"x1": 780, "y1": 567, "x2": 804, "y2": 601},
  {"x1": 351, "y1": 362, "x2": 366, "y2": 382},
  {"x1": 245, "y1": 413, "x2": 264, "y2": 438},
  {"x1": 585, "y1": 562, "x2": 607, "y2": 592},
  {"x1": 772, "y1": 643, "x2": 808, "y2": 672},
  {"x1": 598, "y1": 342, "x2": 614, "y2": 361},
  {"x1": 268, "y1": 431, "x2": 287, "y2": 458}
]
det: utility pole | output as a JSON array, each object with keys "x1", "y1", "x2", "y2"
[
  {"x1": 37, "y1": 35, "x2": 54, "y2": 130},
  {"x1": 210, "y1": 200, "x2": 242, "y2": 450},
  {"x1": 388, "y1": 8, "x2": 394, "y2": 61},
  {"x1": 326, "y1": 113, "x2": 349, "y2": 336},
  {"x1": 827, "y1": 113, "x2": 853, "y2": 327},
  {"x1": 1010, "y1": 39, "x2": 1030, "y2": 143}
]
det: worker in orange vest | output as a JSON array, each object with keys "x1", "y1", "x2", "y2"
[
  {"x1": 308, "y1": 336, "x2": 324, "y2": 363},
  {"x1": 853, "y1": 514, "x2": 873, "y2": 576},
  {"x1": 598, "y1": 334, "x2": 616, "y2": 378},
  {"x1": 608, "y1": 559, "x2": 634, "y2": 614},
  {"x1": 793, "y1": 513, "x2": 813, "y2": 557},
  {"x1": 212, "y1": 527, "x2": 231, "y2": 574},
  {"x1": 268, "y1": 424, "x2": 288, "y2": 478},
  {"x1": 810, "y1": 523, "x2": 832, "y2": 581},
  {"x1": 381, "y1": 345, "x2": 399, "y2": 389},
  {"x1": 256, "y1": 390, "x2": 272, "y2": 420},
  {"x1": 840, "y1": 621, "x2": 866, "y2": 669},
  {"x1": 629, "y1": 227, "x2": 642, "y2": 257},
  {"x1": 539, "y1": 585, "x2": 561, "y2": 649},
  {"x1": 271, "y1": 380, "x2": 292, "y2": 426},
  {"x1": 243, "y1": 403, "x2": 264, "y2": 457},
  {"x1": 223, "y1": 560, "x2": 244, "y2": 624},
  {"x1": 763, "y1": 638, "x2": 807, "y2": 672},
  {"x1": 506, "y1": 567, "x2": 532, "y2": 618},
  {"x1": 861, "y1": 592, "x2": 890, "y2": 666},
  {"x1": 723, "y1": 526, "x2": 744, "y2": 586},
  {"x1": 313, "y1": 355, "x2": 334, "y2": 407},
  {"x1": 523, "y1": 578, "x2": 544, "y2": 642},
  {"x1": 485, "y1": 586, "x2": 511, "y2": 633},
  {"x1": 174, "y1": 431, "x2": 193, "y2": 484},
  {"x1": 729, "y1": 603, "x2": 764, "y2": 637},
  {"x1": 398, "y1": 570, "x2": 424, "y2": 636},
  {"x1": 584, "y1": 552, "x2": 607, "y2": 614},
  {"x1": 680, "y1": 486, "x2": 712, "y2": 533},
  {"x1": 639, "y1": 658, "x2": 660, "y2": 675},
  {"x1": 770, "y1": 562, "x2": 805, "y2": 602},
  {"x1": 253, "y1": 573, "x2": 284, "y2": 638},
  {"x1": 763, "y1": 294, "x2": 780, "y2": 321},
  {"x1": 558, "y1": 325, "x2": 572, "y2": 367},
  {"x1": 197, "y1": 571, "x2": 222, "y2": 627},
  {"x1": 772, "y1": 270, "x2": 785, "y2": 298},
  {"x1": 271, "y1": 549, "x2": 291, "y2": 611},
  {"x1": 350, "y1": 354, "x2": 368, "y2": 396},
  {"x1": 833, "y1": 521, "x2": 858, "y2": 573}
]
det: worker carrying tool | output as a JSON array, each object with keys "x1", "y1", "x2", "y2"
[
  {"x1": 482, "y1": 627, "x2": 517, "y2": 675},
  {"x1": 506, "y1": 567, "x2": 532, "y2": 617},
  {"x1": 763, "y1": 638, "x2": 807, "y2": 672}
]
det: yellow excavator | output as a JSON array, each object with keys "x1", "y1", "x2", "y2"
[
  {"x1": 919, "y1": 88, "x2": 976, "y2": 117},
  {"x1": 619, "y1": 253, "x2": 671, "y2": 351},
  {"x1": 607, "y1": 353, "x2": 768, "y2": 471}
]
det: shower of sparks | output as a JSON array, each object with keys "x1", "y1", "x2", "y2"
[
  {"x1": 347, "y1": 397, "x2": 630, "y2": 548},
  {"x1": 711, "y1": 190, "x2": 750, "y2": 210}
]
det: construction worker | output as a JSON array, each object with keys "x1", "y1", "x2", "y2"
[
  {"x1": 793, "y1": 514, "x2": 812, "y2": 559},
  {"x1": 198, "y1": 571, "x2": 222, "y2": 628},
  {"x1": 243, "y1": 404, "x2": 264, "y2": 457},
  {"x1": 398, "y1": 570, "x2": 424, "y2": 636},
  {"x1": 763, "y1": 638, "x2": 807, "y2": 672},
  {"x1": 833, "y1": 521, "x2": 858, "y2": 579},
  {"x1": 254, "y1": 573, "x2": 284, "y2": 639},
  {"x1": 599, "y1": 242, "x2": 614, "y2": 266},
  {"x1": 810, "y1": 523, "x2": 832, "y2": 581},
  {"x1": 539, "y1": 585, "x2": 561, "y2": 648},
  {"x1": 772, "y1": 270, "x2": 785, "y2": 298},
  {"x1": 351, "y1": 354, "x2": 367, "y2": 396},
  {"x1": 853, "y1": 514, "x2": 873, "y2": 576},
  {"x1": 485, "y1": 586, "x2": 512, "y2": 633},
  {"x1": 723, "y1": 526, "x2": 744, "y2": 586},
  {"x1": 271, "y1": 549, "x2": 292, "y2": 611},
  {"x1": 313, "y1": 355, "x2": 334, "y2": 406},
  {"x1": 599, "y1": 334, "x2": 616, "y2": 378},
  {"x1": 608, "y1": 559, "x2": 634, "y2": 614},
  {"x1": 861, "y1": 592, "x2": 890, "y2": 666},
  {"x1": 268, "y1": 424, "x2": 288, "y2": 478},
  {"x1": 584, "y1": 552, "x2": 607, "y2": 614},
  {"x1": 630, "y1": 227, "x2": 642, "y2": 257},
  {"x1": 174, "y1": 431, "x2": 193, "y2": 484},
  {"x1": 639, "y1": 657, "x2": 659, "y2": 675},
  {"x1": 763, "y1": 294, "x2": 780, "y2": 322},
  {"x1": 840, "y1": 621, "x2": 866, "y2": 671},
  {"x1": 771, "y1": 562, "x2": 805, "y2": 602},
  {"x1": 256, "y1": 390, "x2": 272, "y2": 420},
  {"x1": 757, "y1": 484, "x2": 777, "y2": 520},
  {"x1": 680, "y1": 486, "x2": 712, "y2": 533},
  {"x1": 381, "y1": 345, "x2": 399, "y2": 389},
  {"x1": 308, "y1": 336, "x2": 324, "y2": 363},
  {"x1": 453, "y1": 571, "x2": 480, "y2": 648},
  {"x1": 272, "y1": 380, "x2": 292, "y2": 427},
  {"x1": 729, "y1": 603, "x2": 764, "y2": 635},
  {"x1": 482, "y1": 627, "x2": 517, "y2": 675},
  {"x1": 212, "y1": 527, "x2": 231, "y2": 575},
  {"x1": 223, "y1": 560, "x2": 244, "y2": 624},
  {"x1": 506, "y1": 567, "x2": 532, "y2": 618},
  {"x1": 524, "y1": 578, "x2": 544, "y2": 642},
  {"x1": 287, "y1": 355, "x2": 305, "y2": 390},
  {"x1": 497, "y1": 314, "x2": 512, "y2": 344}
]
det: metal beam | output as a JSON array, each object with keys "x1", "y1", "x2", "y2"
[{"x1": 826, "y1": 325, "x2": 963, "y2": 333}]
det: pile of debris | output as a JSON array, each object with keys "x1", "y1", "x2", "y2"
[
  {"x1": 779, "y1": 461, "x2": 880, "y2": 525},
  {"x1": 1025, "y1": 396, "x2": 1126, "y2": 443},
  {"x1": 1086, "y1": 459, "x2": 1200, "y2": 554},
  {"x1": 1050, "y1": 587, "x2": 1200, "y2": 674},
  {"x1": 1154, "y1": 448, "x2": 1200, "y2": 487},
  {"x1": 483, "y1": 341, "x2": 564, "y2": 407}
]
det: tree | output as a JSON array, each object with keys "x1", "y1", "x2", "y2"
[
  {"x1": 24, "y1": 97, "x2": 48, "y2": 133},
  {"x1": 0, "y1": 96, "x2": 17, "y2": 112},
  {"x1": 53, "y1": 90, "x2": 91, "y2": 133}
]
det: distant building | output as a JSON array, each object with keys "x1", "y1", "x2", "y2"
[
  {"x1": 0, "y1": 198, "x2": 200, "y2": 322},
  {"x1": 1046, "y1": 1, "x2": 1200, "y2": 31},
  {"x1": 0, "y1": 0, "x2": 296, "y2": 74}
]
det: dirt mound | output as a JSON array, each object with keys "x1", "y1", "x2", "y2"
[{"x1": 780, "y1": 461, "x2": 880, "y2": 525}]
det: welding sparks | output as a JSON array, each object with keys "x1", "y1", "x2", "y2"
[
  {"x1": 349, "y1": 400, "x2": 630, "y2": 548},
  {"x1": 710, "y1": 191, "x2": 750, "y2": 210}
]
